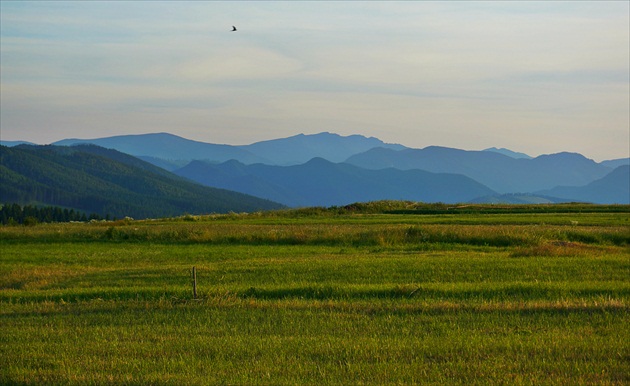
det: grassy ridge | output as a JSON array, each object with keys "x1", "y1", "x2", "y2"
[{"x1": 1, "y1": 205, "x2": 629, "y2": 384}]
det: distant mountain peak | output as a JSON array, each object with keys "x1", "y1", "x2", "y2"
[
  {"x1": 536, "y1": 165, "x2": 629, "y2": 204},
  {"x1": 0, "y1": 140, "x2": 37, "y2": 147},
  {"x1": 483, "y1": 147, "x2": 532, "y2": 159},
  {"x1": 533, "y1": 152, "x2": 594, "y2": 164},
  {"x1": 304, "y1": 157, "x2": 333, "y2": 165},
  {"x1": 242, "y1": 132, "x2": 406, "y2": 165}
]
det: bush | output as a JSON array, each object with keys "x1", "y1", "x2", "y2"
[{"x1": 23, "y1": 216, "x2": 38, "y2": 227}]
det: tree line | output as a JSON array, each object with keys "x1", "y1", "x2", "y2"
[{"x1": 0, "y1": 203, "x2": 107, "y2": 225}]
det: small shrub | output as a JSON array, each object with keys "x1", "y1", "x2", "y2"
[{"x1": 23, "y1": 216, "x2": 38, "y2": 227}]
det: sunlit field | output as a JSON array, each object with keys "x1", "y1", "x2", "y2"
[{"x1": 1, "y1": 203, "x2": 628, "y2": 384}]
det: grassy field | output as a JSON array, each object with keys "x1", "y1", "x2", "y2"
[{"x1": 1, "y1": 203, "x2": 629, "y2": 384}]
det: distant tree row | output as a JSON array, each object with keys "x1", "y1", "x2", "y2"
[{"x1": 0, "y1": 203, "x2": 108, "y2": 225}]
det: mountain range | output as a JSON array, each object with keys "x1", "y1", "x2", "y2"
[
  {"x1": 536, "y1": 165, "x2": 630, "y2": 204},
  {"x1": 345, "y1": 147, "x2": 614, "y2": 193},
  {"x1": 52, "y1": 132, "x2": 406, "y2": 168},
  {"x1": 2, "y1": 132, "x2": 629, "y2": 216},
  {"x1": 174, "y1": 158, "x2": 495, "y2": 207}
]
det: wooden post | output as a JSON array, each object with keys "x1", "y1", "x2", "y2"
[{"x1": 192, "y1": 266, "x2": 197, "y2": 299}]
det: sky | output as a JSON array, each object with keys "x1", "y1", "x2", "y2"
[{"x1": 1, "y1": 1, "x2": 628, "y2": 162}]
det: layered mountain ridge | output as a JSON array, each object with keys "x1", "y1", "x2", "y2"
[{"x1": 2, "y1": 132, "x2": 628, "y2": 213}]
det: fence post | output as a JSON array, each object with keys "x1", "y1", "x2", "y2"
[{"x1": 192, "y1": 266, "x2": 197, "y2": 299}]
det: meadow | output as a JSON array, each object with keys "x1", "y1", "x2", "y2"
[{"x1": 1, "y1": 203, "x2": 629, "y2": 384}]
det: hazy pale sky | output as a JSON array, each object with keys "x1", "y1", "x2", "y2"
[{"x1": 1, "y1": 1, "x2": 628, "y2": 161}]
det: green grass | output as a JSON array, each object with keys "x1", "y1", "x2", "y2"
[{"x1": 1, "y1": 204, "x2": 629, "y2": 384}]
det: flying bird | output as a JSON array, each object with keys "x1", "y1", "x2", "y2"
[{"x1": 231, "y1": 26, "x2": 237, "y2": 32}]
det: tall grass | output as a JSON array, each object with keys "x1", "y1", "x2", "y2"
[
  {"x1": 3, "y1": 297, "x2": 627, "y2": 384},
  {"x1": 1, "y1": 207, "x2": 628, "y2": 384},
  {"x1": 2, "y1": 219, "x2": 629, "y2": 247}
]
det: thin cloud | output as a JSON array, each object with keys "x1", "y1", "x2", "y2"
[{"x1": 1, "y1": 1, "x2": 628, "y2": 161}]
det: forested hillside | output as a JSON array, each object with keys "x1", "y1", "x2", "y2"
[{"x1": 0, "y1": 145, "x2": 284, "y2": 219}]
